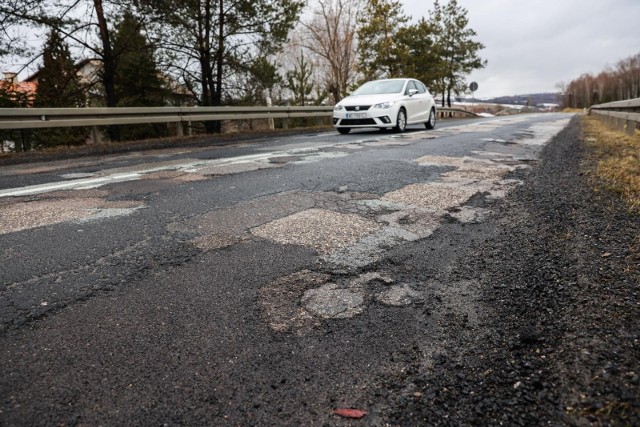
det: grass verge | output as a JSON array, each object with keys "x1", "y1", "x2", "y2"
[{"x1": 582, "y1": 115, "x2": 640, "y2": 212}]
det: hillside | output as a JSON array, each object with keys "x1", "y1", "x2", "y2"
[{"x1": 477, "y1": 93, "x2": 562, "y2": 106}]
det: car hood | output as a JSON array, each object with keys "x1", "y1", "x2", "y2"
[{"x1": 337, "y1": 93, "x2": 402, "y2": 107}]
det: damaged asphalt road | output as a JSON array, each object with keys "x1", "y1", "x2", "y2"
[{"x1": 1, "y1": 115, "x2": 638, "y2": 425}]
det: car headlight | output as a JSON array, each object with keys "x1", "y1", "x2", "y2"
[
  {"x1": 373, "y1": 101, "x2": 395, "y2": 109},
  {"x1": 334, "y1": 105, "x2": 344, "y2": 111}
]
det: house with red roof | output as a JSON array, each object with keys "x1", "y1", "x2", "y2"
[{"x1": 0, "y1": 72, "x2": 37, "y2": 107}]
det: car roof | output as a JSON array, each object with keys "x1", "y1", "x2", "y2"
[{"x1": 370, "y1": 78, "x2": 410, "y2": 82}]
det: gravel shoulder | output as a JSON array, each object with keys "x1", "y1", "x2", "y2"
[{"x1": 384, "y1": 116, "x2": 640, "y2": 425}]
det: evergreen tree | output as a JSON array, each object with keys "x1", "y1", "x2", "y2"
[
  {"x1": 35, "y1": 30, "x2": 85, "y2": 109},
  {"x1": 429, "y1": 0, "x2": 486, "y2": 107},
  {"x1": 395, "y1": 18, "x2": 440, "y2": 90},
  {"x1": 33, "y1": 30, "x2": 87, "y2": 148},
  {"x1": 112, "y1": 11, "x2": 168, "y2": 140},
  {"x1": 356, "y1": 0, "x2": 409, "y2": 81},
  {"x1": 285, "y1": 52, "x2": 319, "y2": 127},
  {"x1": 0, "y1": 82, "x2": 32, "y2": 108},
  {"x1": 247, "y1": 56, "x2": 282, "y2": 105},
  {"x1": 0, "y1": 81, "x2": 34, "y2": 152},
  {"x1": 113, "y1": 11, "x2": 165, "y2": 108},
  {"x1": 286, "y1": 52, "x2": 314, "y2": 107}
]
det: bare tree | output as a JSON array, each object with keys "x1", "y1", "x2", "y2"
[
  {"x1": 298, "y1": 0, "x2": 362, "y2": 103},
  {"x1": 138, "y1": 0, "x2": 303, "y2": 132},
  {"x1": 564, "y1": 51, "x2": 640, "y2": 108},
  {"x1": 616, "y1": 53, "x2": 640, "y2": 100}
]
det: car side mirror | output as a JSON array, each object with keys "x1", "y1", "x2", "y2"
[{"x1": 408, "y1": 89, "x2": 418, "y2": 97}]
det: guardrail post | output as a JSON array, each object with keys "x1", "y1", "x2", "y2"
[
  {"x1": 266, "y1": 97, "x2": 275, "y2": 130},
  {"x1": 91, "y1": 126, "x2": 102, "y2": 144},
  {"x1": 627, "y1": 120, "x2": 637, "y2": 136},
  {"x1": 176, "y1": 121, "x2": 184, "y2": 137}
]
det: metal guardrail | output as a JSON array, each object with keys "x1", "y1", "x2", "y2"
[
  {"x1": 0, "y1": 105, "x2": 477, "y2": 134},
  {"x1": 589, "y1": 98, "x2": 640, "y2": 135},
  {"x1": 437, "y1": 108, "x2": 478, "y2": 118},
  {"x1": 0, "y1": 106, "x2": 333, "y2": 133}
]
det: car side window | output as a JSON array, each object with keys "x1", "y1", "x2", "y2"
[
  {"x1": 416, "y1": 81, "x2": 427, "y2": 94},
  {"x1": 405, "y1": 81, "x2": 417, "y2": 95}
]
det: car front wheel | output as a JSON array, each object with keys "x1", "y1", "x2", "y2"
[
  {"x1": 425, "y1": 108, "x2": 436, "y2": 130},
  {"x1": 337, "y1": 127, "x2": 351, "y2": 134},
  {"x1": 394, "y1": 108, "x2": 407, "y2": 132}
]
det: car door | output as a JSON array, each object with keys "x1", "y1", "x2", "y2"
[
  {"x1": 413, "y1": 81, "x2": 430, "y2": 122},
  {"x1": 404, "y1": 81, "x2": 421, "y2": 123}
]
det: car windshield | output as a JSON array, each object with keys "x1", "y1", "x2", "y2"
[{"x1": 352, "y1": 80, "x2": 406, "y2": 95}]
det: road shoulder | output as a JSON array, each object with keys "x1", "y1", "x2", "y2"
[{"x1": 385, "y1": 116, "x2": 640, "y2": 425}]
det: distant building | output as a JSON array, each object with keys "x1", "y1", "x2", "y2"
[
  {"x1": 1, "y1": 72, "x2": 37, "y2": 106},
  {"x1": 24, "y1": 59, "x2": 106, "y2": 107},
  {"x1": 13, "y1": 58, "x2": 193, "y2": 107}
]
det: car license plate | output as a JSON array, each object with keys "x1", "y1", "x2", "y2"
[{"x1": 346, "y1": 113, "x2": 367, "y2": 119}]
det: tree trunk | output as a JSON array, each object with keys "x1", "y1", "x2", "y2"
[
  {"x1": 198, "y1": 0, "x2": 221, "y2": 134},
  {"x1": 94, "y1": 0, "x2": 120, "y2": 141},
  {"x1": 209, "y1": 0, "x2": 224, "y2": 133}
]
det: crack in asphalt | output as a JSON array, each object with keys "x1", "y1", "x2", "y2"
[{"x1": 0, "y1": 117, "x2": 571, "y2": 336}]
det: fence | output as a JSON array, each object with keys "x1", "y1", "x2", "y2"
[{"x1": 589, "y1": 98, "x2": 640, "y2": 135}]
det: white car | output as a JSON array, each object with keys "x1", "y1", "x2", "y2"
[{"x1": 333, "y1": 78, "x2": 437, "y2": 134}]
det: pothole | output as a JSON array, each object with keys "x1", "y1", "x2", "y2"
[
  {"x1": 0, "y1": 198, "x2": 144, "y2": 234},
  {"x1": 259, "y1": 269, "x2": 429, "y2": 334},
  {"x1": 301, "y1": 284, "x2": 364, "y2": 319},
  {"x1": 259, "y1": 270, "x2": 328, "y2": 334},
  {"x1": 384, "y1": 183, "x2": 478, "y2": 212},
  {"x1": 377, "y1": 284, "x2": 424, "y2": 306},
  {"x1": 320, "y1": 226, "x2": 416, "y2": 269},
  {"x1": 251, "y1": 208, "x2": 380, "y2": 254},
  {"x1": 446, "y1": 206, "x2": 490, "y2": 224},
  {"x1": 191, "y1": 161, "x2": 275, "y2": 176},
  {"x1": 269, "y1": 156, "x2": 303, "y2": 164},
  {"x1": 168, "y1": 191, "x2": 318, "y2": 251}
]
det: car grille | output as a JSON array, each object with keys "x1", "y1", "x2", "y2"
[
  {"x1": 345, "y1": 106, "x2": 371, "y2": 111},
  {"x1": 340, "y1": 118, "x2": 376, "y2": 126}
]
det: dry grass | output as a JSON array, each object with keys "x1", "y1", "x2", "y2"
[
  {"x1": 563, "y1": 108, "x2": 585, "y2": 114},
  {"x1": 582, "y1": 115, "x2": 640, "y2": 212}
]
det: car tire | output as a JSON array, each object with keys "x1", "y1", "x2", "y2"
[
  {"x1": 394, "y1": 108, "x2": 407, "y2": 132},
  {"x1": 337, "y1": 127, "x2": 351, "y2": 134},
  {"x1": 425, "y1": 108, "x2": 436, "y2": 130}
]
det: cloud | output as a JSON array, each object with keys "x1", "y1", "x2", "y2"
[{"x1": 401, "y1": 0, "x2": 640, "y2": 97}]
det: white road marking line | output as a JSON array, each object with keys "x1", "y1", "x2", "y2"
[
  {"x1": 0, "y1": 172, "x2": 143, "y2": 197},
  {"x1": 0, "y1": 116, "x2": 570, "y2": 198}
]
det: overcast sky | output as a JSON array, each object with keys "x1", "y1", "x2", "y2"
[{"x1": 402, "y1": 0, "x2": 640, "y2": 98}]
